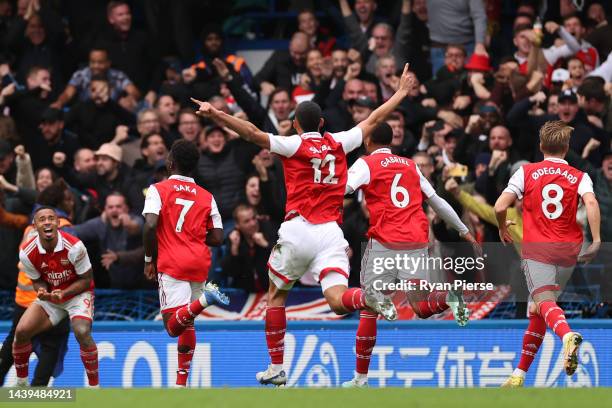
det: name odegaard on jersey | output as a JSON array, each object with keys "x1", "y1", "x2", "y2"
[
  {"x1": 380, "y1": 156, "x2": 411, "y2": 168},
  {"x1": 531, "y1": 167, "x2": 578, "y2": 184}
]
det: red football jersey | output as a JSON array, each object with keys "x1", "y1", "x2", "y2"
[
  {"x1": 347, "y1": 148, "x2": 434, "y2": 248},
  {"x1": 269, "y1": 129, "x2": 363, "y2": 224},
  {"x1": 576, "y1": 46, "x2": 599, "y2": 72},
  {"x1": 19, "y1": 230, "x2": 93, "y2": 302},
  {"x1": 504, "y1": 158, "x2": 593, "y2": 266},
  {"x1": 143, "y1": 175, "x2": 222, "y2": 282}
]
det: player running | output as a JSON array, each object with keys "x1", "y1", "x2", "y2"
[
  {"x1": 495, "y1": 120, "x2": 600, "y2": 387},
  {"x1": 342, "y1": 122, "x2": 480, "y2": 387},
  {"x1": 192, "y1": 63, "x2": 415, "y2": 387},
  {"x1": 14, "y1": 206, "x2": 99, "y2": 387},
  {"x1": 142, "y1": 140, "x2": 229, "y2": 388}
]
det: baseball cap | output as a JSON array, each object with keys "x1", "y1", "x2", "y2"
[
  {"x1": 557, "y1": 89, "x2": 577, "y2": 103},
  {"x1": 551, "y1": 68, "x2": 570, "y2": 83},
  {"x1": 349, "y1": 95, "x2": 376, "y2": 110},
  {"x1": 0, "y1": 138, "x2": 12, "y2": 159},
  {"x1": 40, "y1": 107, "x2": 64, "y2": 123},
  {"x1": 94, "y1": 143, "x2": 122, "y2": 162}
]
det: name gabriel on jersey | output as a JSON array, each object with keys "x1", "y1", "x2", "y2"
[
  {"x1": 380, "y1": 156, "x2": 411, "y2": 168},
  {"x1": 174, "y1": 184, "x2": 197, "y2": 194}
]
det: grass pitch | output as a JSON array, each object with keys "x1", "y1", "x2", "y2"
[{"x1": 5, "y1": 388, "x2": 612, "y2": 408}]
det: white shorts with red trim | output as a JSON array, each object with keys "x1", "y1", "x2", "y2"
[
  {"x1": 360, "y1": 239, "x2": 429, "y2": 290},
  {"x1": 522, "y1": 259, "x2": 575, "y2": 297},
  {"x1": 36, "y1": 291, "x2": 94, "y2": 326},
  {"x1": 158, "y1": 272, "x2": 204, "y2": 313},
  {"x1": 267, "y1": 216, "x2": 349, "y2": 292}
]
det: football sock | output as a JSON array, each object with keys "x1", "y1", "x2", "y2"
[
  {"x1": 80, "y1": 345, "x2": 99, "y2": 386},
  {"x1": 413, "y1": 291, "x2": 449, "y2": 318},
  {"x1": 177, "y1": 326, "x2": 196, "y2": 386},
  {"x1": 355, "y1": 311, "x2": 377, "y2": 375},
  {"x1": 539, "y1": 300, "x2": 571, "y2": 339},
  {"x1": 167, "y1": 299, "x2": 206, "y2": 337},
  {"x1": 12, "y1": 342, "x2": 32, "y2": 379},
  {"x1": 265, "y1": 306, "x2": 286, "y2": 365},
  {"x1": 341, "y1": 288, "x2": 367, "y2": 312},
  {"x1": 517, "y1": 312, "x2": 546, "y2": 372}
]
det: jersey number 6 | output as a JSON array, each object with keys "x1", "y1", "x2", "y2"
[{"x1": 391, "y1": 173, "x2": 410, "y2": 208}]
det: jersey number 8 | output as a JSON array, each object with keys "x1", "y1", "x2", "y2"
[{"x1": 541, "y1": 183, "x2": 564, "y2": 219}]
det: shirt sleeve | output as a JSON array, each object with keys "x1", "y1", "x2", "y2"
[
  {"x1": 416, "y1": 165, "x2": 436, "y2": 198},
  {"x1": 331, "y1": 127, "x2": 363, "y2": 153},
  {"x1": 209, "y1": 197, "x2": 223, "y2": 229},
  {"x1": 346, "y1": 158, "x2": 370, "y2": 194},
  {"x1": 19, "y1": 250, "x2": 40, "y2": 280},
  {"x1": 268, "y1": 134, "x2": 302, "y2": 157},
  {"x1": 67, "y1": 69, "x2": 83, "y2": 88},
  {"x1": 142, "y1": 185, "x2": 162, "y2": 215},
  {"x1": 578, "y1": 173, "x2": 594, "y2": 197},
  {"x1": 68, "y1": 241, "x2": 92, "y2": 275},
  {"x1": 543, "y1": 44, "x2": 574, "y2": 66},
  {"x1": 503, "y1": 166, "x2": 525, "y2": 199}
]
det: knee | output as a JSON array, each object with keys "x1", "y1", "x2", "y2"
[
  {"x1": 72, "y1": 325, "x2": 92, "y2": 344},
  {"x1": 14, "y1": 325, "x2": 30, "y2": 344},
  {"x1": 528, "y1": 302, "x2": 539, "y2": 316},
  {"x1": 328, "y1": 298, "x2": 346, "y2": 315}
]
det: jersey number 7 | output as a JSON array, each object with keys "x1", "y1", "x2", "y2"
[{"x1": 175, "y1": 198, "x2": 195, "y2": 232}]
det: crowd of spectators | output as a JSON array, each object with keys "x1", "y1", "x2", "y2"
[{"x1": 0, "y1": 0, "x2": 610, "y2": 297}]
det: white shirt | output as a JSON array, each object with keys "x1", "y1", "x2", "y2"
[{"x1": 268, "y1": 127, "x2": 363, "y2": 158}]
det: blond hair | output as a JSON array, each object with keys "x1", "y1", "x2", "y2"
[{"x1": 539, "y1": 120, "x2": 573, "y2": 155}]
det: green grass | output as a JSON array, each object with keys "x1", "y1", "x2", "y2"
[{"x1": 5, "y1": 388, "x2": 612, "y2": 408}]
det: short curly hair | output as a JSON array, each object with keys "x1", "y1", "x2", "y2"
[{"x1": 169, "y1": 139, "x2": 199, "y2": 175}]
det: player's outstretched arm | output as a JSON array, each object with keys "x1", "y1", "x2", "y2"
[
  {"x1": 191, "y1": 98, "x2": 270, "y2": 149},
  {"x1": 494, "y1": 192, "x2": 517, "y2": 244},
  {"x1": 579, "y1": 192, "x2": 601, "y2": 263},
  {"x1": 357, "y1": 63, "x2": 414, "y2": 138}
]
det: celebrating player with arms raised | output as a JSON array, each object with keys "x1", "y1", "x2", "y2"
[
  {"x1": 142, "y1": 140, "x2": 229, "y2": 387},
  {"x1": 192, "y1": 63, "x2": 416, "y2": 386},
  {"x1": 343, "y1": 122, "x2": 480, "y2": 387},
  {"x1": 14, "y1": 206, "x2": 99, "y2": 387},
  {"x1": 495, "y1": 121, "x2": 601, "y2": 387}
]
